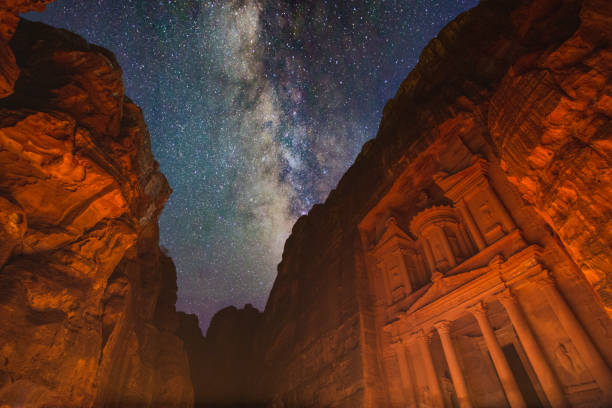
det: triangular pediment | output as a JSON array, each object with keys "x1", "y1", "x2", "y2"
[
  {"x1": 406, "y1": 267, "x2": 488, "y2": 314},
  {"x1": 434, "y1": 157, "x2": 488, "y2": 201},
  {"x1": 373, "y1": 219, "x2": 413, "y2": 253}
]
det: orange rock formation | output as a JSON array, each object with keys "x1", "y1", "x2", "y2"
[
  {"x1": 0, "y1": 2, "x2": 193, "y2": 406},
  {"x1": 183, "y1": 0, "x2": 612, "y2": 406},
  {"x1": 1, "y1": 0, "x2": 611, "y2": 407}
]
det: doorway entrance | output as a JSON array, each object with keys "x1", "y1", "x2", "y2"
[{"x1": 502, "y1": 344, "x2": 543, "y2": 408}]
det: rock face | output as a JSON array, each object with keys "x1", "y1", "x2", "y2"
[
  {"x1": 0, "y1": 4, "x2": 193, "y2": 407},
  {"x1": 187, "y1": 0, "x2": 612, "y2": 406},
  {"x1": 177, "y1": 305, "x2": 263, "y2": 407},
  {"x1": 488, "y1": 0, "x2": 612, "y2": 312},
  {"x1": 0, "y1": 1, "x2": 53, "y2": 98},
  {"x1": 2, "y1": 0, "x2": 611, "y2": 406}
]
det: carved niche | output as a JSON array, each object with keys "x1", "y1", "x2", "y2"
[
  {"x1": 370, "y1": 158, "x2": 519, "y2": 305},
  {"x1": 435, "y1": 157, "x2": 516, "y2": 249},
  {"x1": 409, "y1": 205, "x2": 474, "y2": 274},
  {"x1": 372, "y1": 217, "x2": 429, "y2": 305}
]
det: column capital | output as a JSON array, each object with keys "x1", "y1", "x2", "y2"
[
  {"x1": 536, "y1": 270, "x2": 556, "y2": 289},
  {"x1": 430, "y1": 223, "x2": 445, "y2": 234},
  {"x1": 496, "y1": 288, "x2": 517, "y2": 306},
  {"x1": 416, "y1": 328, "x2": 434, "y2": 343},
  {"x1": 434, "y1": 320, "x2": 452, "y2": 335},
  {"x1": 469, "y1": 301, "x2": 488, "y2": 320},
  {"x1": 399, "y1": 333, "x2": 413, "y2": 345},
  {"x1": 399, "y1": 247, "x2": 414, "y2": 257}
]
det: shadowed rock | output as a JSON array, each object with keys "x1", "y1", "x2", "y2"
[{"x1": 0, "y1": 4, "x2": 193, "y2": 406}]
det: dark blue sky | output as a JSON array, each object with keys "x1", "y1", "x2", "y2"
[{"x1": 27, "y1": 0, "x2": 478, "y2": 330}]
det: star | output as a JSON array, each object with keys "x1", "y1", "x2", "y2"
[{"x1": 27, "y1": 0, "x2": 478, "y2": 330}]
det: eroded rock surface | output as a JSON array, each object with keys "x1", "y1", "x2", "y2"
[
  {"x1": 185, "y1": 0, "x2": 612, "y2": 406},
  {"x1": 489, "y1": 0, "x2": 612, "y2": 311},
  {"x1": 0, "y1": 1, "x2": 53, "y2": 97},
  {"x1": 2, "y1": 0, "x2": 610, "y2": 406},
  {"x1": 0, "y1": 9, "x2": 193, "y2": 408}
]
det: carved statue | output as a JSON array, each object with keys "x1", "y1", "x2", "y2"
[{"x1": 555, "y1": 342, "x2": 585, "y2": 377}]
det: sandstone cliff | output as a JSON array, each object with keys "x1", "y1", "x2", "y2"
[
  {"x1": 178, "y1": 305, "x2": 263, "y2": 407},
  {"x1": 0, "y1": 2, "x2": 193, "y2": 406},
  {"x1": 185, "y1": 0, "x2": 612, "y2": 406}
]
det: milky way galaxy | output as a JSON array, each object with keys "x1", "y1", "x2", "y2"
[{"x1": 28, "y1": 0, "x2": 478, "y2": 329}]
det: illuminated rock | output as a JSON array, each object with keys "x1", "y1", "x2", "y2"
[
  {"x1": 0, "y1": 12, "x2": 192, "y2": 408},
  {"x1": 2, "y1": 0, "x2": 611, "y2": 406},
  {"x1": 0, "y1": 0, "x2": 53, "y2": 97},
  {"x1": 192, "y1": 0, "x2": 612, "y2": 406}
]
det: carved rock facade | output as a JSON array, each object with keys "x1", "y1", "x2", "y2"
[
  {"x1": 366, "y1": 156, "x2": 611, "y2": 407},
  {"x1": 193, "y1": 0, "x2": 612, "y2": 406},
  {"x1": 0, "y1": 6, "x2": 193, "y2": 407}
]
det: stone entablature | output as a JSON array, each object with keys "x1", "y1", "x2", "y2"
[
  {"x1": 387, "y1": 257, "x2": 612, "y2": 408},
  {"x1": 371, "y1": 158, "x2": 525, "y2": 310},
  {"x1": 390, "y1": 245, "x2": 543, "y2": 332},
  {"x1": 365, "y1": 156, "x2": 612, "y2": 407}
]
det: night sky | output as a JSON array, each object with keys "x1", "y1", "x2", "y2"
[{"x1": 27, "y1": 0, "x2": 478, "y2": 330}]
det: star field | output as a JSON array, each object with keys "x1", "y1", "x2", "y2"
[{"x1": 28, "y1": 0, "x2": 478, "y2": 330}]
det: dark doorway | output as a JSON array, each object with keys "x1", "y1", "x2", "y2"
[{"x1": 502, "y1": 344, "x2": 543, "y2": 408}]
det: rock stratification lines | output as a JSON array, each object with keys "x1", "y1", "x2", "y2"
[{"x1": 0, "y1": 2, "x2": 193, "y2": 406}]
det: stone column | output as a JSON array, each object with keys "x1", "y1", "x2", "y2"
[
  {"x1": 455, "y1": 225, "x2": 473, "y2": 258},
  {"x1": 394, "y1": 249, "x2": 413, "y2": 295},
  {"x1": 457, "y1": 199, "x2": 486, "y2": 251},
  {"x1": 378, "y1": 262, "x2": 393, "y2": 305},
  {"x1": 434, "y1": 321, "x2": 472, "y2": 408},
  {"x1": 470, "y1": 302, "x2": 527, "y2": 408},
  {"x1": 497, "y1": 289, "x2": 568, "y2": 408},
  {"x1": 416, "y1": 329, "x2": 445, "y2": 407},
  {"x1": 392, "y1": 339, "x2": 418, "y2": 407},
  {"x1": 483, "y1": 184, "x2": 515, "y2": 233},
  {"x1": 538, "y1": 273, "x2": 612, "y2": 402},
  {"x1": 421, "y1": 238, "x2": 436, "y2": 272},
  {"x1": 431, "y1": 225, "x2": 457, "y2": 268},
  {"x1": 415, "y1": 252, "x2": 429, "y2": 287}
]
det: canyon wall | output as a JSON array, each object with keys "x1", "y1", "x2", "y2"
[
  {"x1": 0, "y1": 2, "x2": 193, "y2": 406},
  {"x1": 1, "y1": 0, "x2": 610, "y2": 406},
  {"x1": 188, "y1": 0, "x2": 612, "y2": 406},
  {"x1": 178, "y1": 305, "x2": 263, "y2": 407}
]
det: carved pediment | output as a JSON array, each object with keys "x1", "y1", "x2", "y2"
[
  {"x1": 373, "y1": 217, "x2": 413, "y2": 254},
  {"x1": 434, "y1": 156, "x2": 488, "y2": 201},
  {"x1": 406, "y1": 267, "x2": 488, "y2": 314}
]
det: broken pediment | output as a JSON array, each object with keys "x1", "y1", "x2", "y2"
[
  {"x1": 435, "y1": 157, "x2": 517, "y2": 247},
  {"x1": 373, "y1": 217, "x2": 414, "y2": 253}
]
